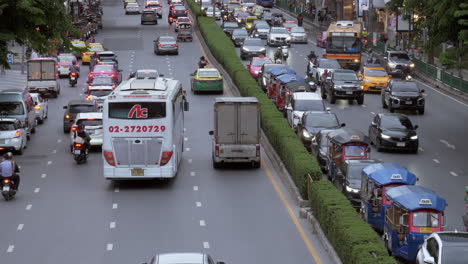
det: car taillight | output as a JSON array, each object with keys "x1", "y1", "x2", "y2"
[
  {"x1": 71, "y1": 72, "x2": 77, "y2": 76},
  {"x1": 171, "y1": 44, "x2": 178, "y2": 46},
  {"x1": 157, "y1": 44, "x2": 164, "y2": 46},
  {"x1": 184, "y1": 10, "x2": 188, "y2": 13},
  {"x1": 88, "y1": 85, "x2": 92, "y2": 89},
  {"x1": 24, "y1": 117, "x2": 28, "y2": 126},
  {"x1": 215, "y1": 145, "x2": 219, "y2": 157},
  {"x1": 104, "y1": 151, "x2": 116, "y2": 166},
  {"x1": 71, "y1": 125, "x2": 78, "y2": 131},
  {"x1": 89, "y1": 74, "x2": 94, "y2": 77},
  {"x1": 34, "y1": 105, "x2": 40, "y2": 110},
  {"x1": 160, "y1": 151, "x2": 173, "y2": 166},
  {"x1": 256, "y1": 144, "x2": 260, "y2": 157},
  {"x1": 173, "y1": 10, "x2": 176, "y2": 13},
  {"x1": 86, "y1": 95, "x2": 92, "y2": 100},
  {"x1": 82, "y1": 53, "x2": 86, "y2": 56},
  {"x1": 14, "y1": 131, "x2": 21, "y2": 138},
  {"x1": 111, "y1": 74, "x2": 116, "y2": 78}
]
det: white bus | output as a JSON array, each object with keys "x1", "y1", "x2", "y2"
[{"x1": 102, "y1": 76, "x2": 188, "y2": 179}]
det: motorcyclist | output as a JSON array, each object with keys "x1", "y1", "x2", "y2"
[
  {"x1": 297, "y1": 13, "x2": 304, "y2": 27},
  {"x1": 75, "y1": 124, "x2": 91, "y2": 154},
  {"x1": 69, "y1": 63, "x2": 80, "y2": 78},
  {"x1": 0, "y1": 152, "x2": 20, "y2": 190},
  {"x1": 274, "y1": 47, "x2": 283, "y2": 62},
  {"x1": 198, "y1": 56, "x2": 208, "y2": 68}
]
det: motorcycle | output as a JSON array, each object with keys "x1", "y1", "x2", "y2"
[
  {"x1": 281, "y1": 46, "x2": 289, "y2": 59},
  {"x1": 72, "y1": 135, "x2": 88, "y2": 164},
  {"x1": 69, "y1": 72, "x2": 78, "y2": 87},
  {"x1": 1, "y1": 177, "x2": 17, "y2": 201},
  {"x1": 401, "y1": 67, "x2": 412, "y2": 80}
]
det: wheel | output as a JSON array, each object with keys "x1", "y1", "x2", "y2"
[
  {"x1": 31, "y1": 126, "x2": 36, "y2": 134},
  {"x1": 418, "y1": 107, "x2": 425, "y2": 115},
  {"x1": 38, "y1": 117, "x2": 44, "y2": 124},
  {"x1": 357, "y1": 95, "x2": 364, "y2": 105},
  {"x1": 329, "y1": 93, "x2": 336, "y2": 104},
  {"x1": 213, "y1": 159, "x2": 221, "y2": 169},
  {"x1": 52, "y1": 91, "x2": 58, "y2": 98},
  {"x1": 252, "y1": 161, "x2": 260, "y2": 168}
]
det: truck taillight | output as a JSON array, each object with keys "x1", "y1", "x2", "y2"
[
  {"x1": 104, "y1": 151, "x2": 116, "y2": 166},
  {"x1": 215, "y1": 145, "x2": 219, "y2": 157},
  {"x1": 256, "y1": 144, "x2": 260, "y2": 157},
  {"x1": 160, "y1": 151, "x2": 173, "y2": 166}
]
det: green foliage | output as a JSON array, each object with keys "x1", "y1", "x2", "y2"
[
  {"x1": 310, "y1": 181, "x2": 397, "y2": 264},
  {"x1": 455, "y1": 3, "x2": 468, "y2": 44},
  {"x1": 0, "y1": 0, "x2": 73, "y2": 67},
  {"x1": 439, "y1": 46, "x2": 468, "y2": 69}
]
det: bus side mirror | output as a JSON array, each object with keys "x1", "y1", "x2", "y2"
[
  {"x1": 184, "y1": 101, "x2": 189, "y2": 111},
  {"x1": 209, "y1": 130, "x2": 214, "y2": 135}
]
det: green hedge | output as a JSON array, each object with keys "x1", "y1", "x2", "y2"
[{"x1": 310, "y1": 181, "x2": 396, "y2": 264}]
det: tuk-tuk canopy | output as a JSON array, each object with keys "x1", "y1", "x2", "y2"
[
  {"x1": 284, "y1": 81, "x2": 312, "y2": 92},
  {"x1": 267, "y1": 66, "x2": 296, "y2": 76},
  {"x1": 327, "y1": 128, "x2": 369, "y2": 145},
  {"x1": 276, "y1": 74, "x2": 305, "y2": 84},
  {"x1": 362, "y1": 163, "x2": 417, "y2": 186},
  {"x1": 385, "y1": 185, "x2": 446, "y2": 212}
]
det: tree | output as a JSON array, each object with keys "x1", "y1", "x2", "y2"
[
  {"x1": 0, "y1": 0, "x2": 73, "y2": 68},
  {"x1": 455, "y1": 3, "x2": 468, "y2": 44}
]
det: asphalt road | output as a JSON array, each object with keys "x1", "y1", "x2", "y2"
[
  {"x1": 230, "y1": 8, "x2": 468, "y2": 231},
  {"x1": 0, "y1": 1, "x2": 335, "y2": 263}
]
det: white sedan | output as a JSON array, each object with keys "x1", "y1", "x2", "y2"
[
  {"x1": 31, "y1": 93, "x2": 48, "y2": 124},
  {"x1": 205, "y1": 7, "x2": 221, "y2": 20},
  {"x1": 0, "y1": 118, "x2": 27, "y2": 155}
]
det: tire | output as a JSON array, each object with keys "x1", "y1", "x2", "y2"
[
  {"x1": 418, "y1": 107, "x2": 425, "y2": 115},
  {"x1": 213, "y1": 159, "x2": 221, "y2": 169},
  {"x1": 31, "y1": 126, "x2": 36, "y2": 134},
  {"x1": 52, "y1": 91, "x2": 58, "y2": 98},
  {"x1": 38, "y1": 117, "x2": 44, "y2": 124},
  {"x1": 357, "y1": 95, "x2": 364, "y2": 105},
  {"x1": 329, "y1": 93, "x2": 336, "y2": 104}
]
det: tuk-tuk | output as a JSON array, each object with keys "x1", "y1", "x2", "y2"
[
  {"x1": 274, "y1": 74, "x2": 306, "y2": 110},
  {"x1": 360, "y1": 163, "x2": 418, "y2": 231},
  {"x1": 383, "y1": 185, "x2": 446, "y2": 262},
  {"x1": 265, "y1": 66, "x2": 296, "y2": 101},
  {"x1": 326, "y1": 128, "x2": 370, "y2": 180},
  {"x1": 177, "y1": 24, "x2": 193, "y2": 42}
]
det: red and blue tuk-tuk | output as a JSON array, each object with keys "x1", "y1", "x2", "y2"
[
  {"x1": 383, "y1": 185, "x2": 446, "y2": 262},
  {"x1": 360, "y1": 163, "x2": 418, "y2": 231},
  {"x1": 265, "y1": 66, "x2": 295, "y2": 102},
  {"x1": 274, "y1": 74, "x2": 307, "y2": 110}
]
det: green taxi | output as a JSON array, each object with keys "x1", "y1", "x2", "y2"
[{"x1": 191, "y1": 68, "x2": 223, "y2": 94}]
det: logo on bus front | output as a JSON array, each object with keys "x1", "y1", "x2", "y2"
[{"x1": 128, "y1": 104, "x2": 148, "y2": 119}]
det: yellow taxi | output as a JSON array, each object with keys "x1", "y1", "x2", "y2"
[
  {"x1": 70, "y1": 40, "x2": 87, "y2": 59},
  {"x1": 358, "y1": 64, "x2": 391, "y2": 92},
  {"x1": 245, "y1": 16, "x2": 258, "y2": 31},
  {"x1": 82, "y1": 43, "x2": 105, "y2": 64},
  {"x1": 251, "y1": 6, "x2": 264, "y2": 17}
]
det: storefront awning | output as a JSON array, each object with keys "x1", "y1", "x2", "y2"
[{"x1": 373, "y1": 0, "x2": 387, "y2": 8}]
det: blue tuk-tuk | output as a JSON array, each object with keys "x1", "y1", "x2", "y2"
[
  {"x1": 266, "y1": 66, "x2": 295, "y2": 101},
  {"x1": 275, "y1": 74, "x2": 308, "y2": 110},
  {"x1": 360, "y1": 163, "x2": 418, "y2": 231},
  {"x1": 383, "y1": 185, "x2": 446, "y2": 262}
]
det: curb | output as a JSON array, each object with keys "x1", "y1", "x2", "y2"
[{"x1": 188, "y1": 6, "x2": 342, "y2": 264}]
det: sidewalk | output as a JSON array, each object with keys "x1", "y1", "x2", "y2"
[{"x1": 0, "y1": 70, "x2": 27, "y2": 90}]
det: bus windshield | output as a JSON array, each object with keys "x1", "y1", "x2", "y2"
[
  {"x1": 109, "y1": 102, "x2": 166, "y2": 119},
  {"x1": 327, "y1": 37, "x2": 360, "y2": 53}
]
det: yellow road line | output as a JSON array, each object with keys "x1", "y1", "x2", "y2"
[{"x1": 261, "y1": 157, "x2": 323, "y2": 264}]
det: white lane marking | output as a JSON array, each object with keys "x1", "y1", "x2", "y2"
[
  {"x1": 34, "y1": 188, "x2": 40, "y2": 193},
  {"x1": 415, "y1": 79, "x2": 468, "y2": 108},
  {"x1": 188, "y1": 159, "x2": 192, "y2": 164},
  {"x1": 193, "y1": 186, "x2": 198, "y2": 191},
  {"x1": 419, "y1": 147, "x2": 424, "y2": 152},
  {"x1": 52, "y1": 149, "x2": 57, "y2": 154},
  {"x1": 110, "y1": 222, "x2": 116, "y2": 229},
  {"x1": 47, "y1": 161, "x2": 52, "y2": 165},
  {"x1": 439, "y1": 139, "x2": 455, "y2": 150},
  {"x1": 433, "y1": 159, "x2": 440, "y2": 164},
  {"x1": 17, "y1": 224, "x2": 24, "y2": 231},
  {"x1": 41, "y1": 173, "x2": 46, "y2": 178},
  {"x1": 112, "y1": 203, "x2": 118, "y2": 209},
  {"x1": 184, "y1": 128, "x2": 187, "y2": 131},
  {"x1": 184, "y1": 137, "x2": 188, "y2": 141},
  {"x1": 114, "y1": 187, "x2": 120, "y2": 193},
  {"x1": 450, "y1": 171, "x2": 458, "y2": 177},
  {"x1": 200, "y1": 220, "x2": 206, "y2": 226},
  {"x1": 106, "y1": 243, "x2": 113, "y2": 251},
  {"x1": 370, "y1": 111, "x2": 375, "y2": 115},
  {"x1": 186, "y1": 147, "x2": 190, "y2": 151},
  {"x1": 7, "y1": 245, "x2": 14, "y2": 253},
  {"x1": 361, "y1": 104, "x2": 367, "y2": 107},
  {"x1": 25, "y1": 204, "x2": 32, "y2": 210},
  {"x1": 190, "y1": 171, "x2": 196, "y2": 177},
  {"x1": 203, "y1": 242, "x2": 210, "y2": 249},
  {"x1": 57, "y1": 139, "x2": 62, "y2": 143},
  {"x1": 196, "y1": 202, "x2": 202, "y2": 207}
]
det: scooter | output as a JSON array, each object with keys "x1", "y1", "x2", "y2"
[
  {"x1": 72, "y1": 135, "x2": 88, "y2": 164},
  {"x1": 69, "y1": 72, "x2": 78, "y2": 87},
  {"x1": 1, "y1": 177, "x2": 17, "y2": 201},
  {"x1": 281, "y1": 46, "x2": 289, "y2": 59}
]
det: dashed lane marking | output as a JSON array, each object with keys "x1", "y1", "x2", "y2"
[
  {"x1": 196, "y1": 202, "x2": 202, "y2": 207},
  {"x1": 193, "y1": 186, "x2": 198, "y2": 191},
  {"x1": 419, "y1": 147, "x2": 424, "y2": 152},
  {"x1": 203, "y1": 242, "x2": 210, "y2": 249},
  {"x1": 186, "y1": 147, "x2": 190, "y2": 151},
  {"x1": 25, "y1": 204, "x2": 32, "y2": 210},
  {"x1": 6, "y1": 245, "x2": 14, "y2": 253},
  {"x1": 47, "y1": 161, "x2": 52, "y2": 165},
  {"x1": 110, "y1": 222, "x2": 116, "y2": 229},
  {"x1": 112, "y1": 203, "x2": 118, "y2": 209},
  {"x1": 433, "y1": 159, "x2": 440, "y2": 164},
  {"x1": 57, "y1": 139, "x2": 61, "y2": 143},
  {"x1": 184, "y1": 137, "x2": 188, "y2": 141},
  {"x1": 450, "y1": 171, "x2": 458, "y2": 177},
  {"x1": 17, "y1": 224, "x2": 24, "y2": 231},
  {"x1": 370, "y1": 111, "x2": 375, "y2": 115},
  {"x1": 190, "y1": 171, "x2": 196, "y2": 177},
  {"x1": 439, "y1": 139, "x2": 455, "y2": 150},
  {"x1": 200, "y1": 220, "x2": 206, "y2": 226},
  {"x1": 188, "y1": 159, "x2": 192, "y2": 164},
  {"x1": 34, "y1": 188, "x2": 40, "y2": 193},
  {"x1": 41, "y1": 173, "x2": 46, "y2": 178},
  {"x1": 114, "y1": 187, "x2": 120, "y2": 193},
  {"x1": 106, "y1": 243, "x2": 113, "y2": 251},
  {"x1": 52, "y1": 149, "x2": 57, "y2": 154}
]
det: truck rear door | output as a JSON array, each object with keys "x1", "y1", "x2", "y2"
[
  {"x1": 215, "y1": 102, "x2": 236, "y2": 144},
  {"x1": 239, "y1": 102, "x2": 259, "y2": 144}
]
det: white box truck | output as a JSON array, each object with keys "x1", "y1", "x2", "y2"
[
  {"x1": 27, "y1": 58, "x2": 61, "y2": 97},
  {"x1": 209, "y1": 97, "x2": 261, "y2": 169}
]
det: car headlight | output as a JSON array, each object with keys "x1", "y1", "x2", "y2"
[
  {"x1": 388, "y1": 62, "x2": 396, "y2": 68},
  {"x1": 302, "y1": 130, "x2": 311, "y2": 139},
  {"x1": 308, "y1": 81, "x2": 315, "y2": 86},
  {"x1": 242, "y1": 47, "x2": 250, "y2": 51},
  {"x1": 346, "y1": 186, "x2": 360, "y2": 193},
  {"x1": 286, "y1": 36, "x2": 291, "y2": 40},
  {"x1": 360, "y1": 85, "x2": 364, "y2": 90},
  {"x1": 253, "y1": 70, "x2": 259, "y2": 74},
  {"x1": 381, "y1": 134, "x2": 391, "y2": 139},
  {"x1": 353, "y1": 59, "x2": 360, "y2": 63},
  {"x1": 259, "y1": 47, "x2": 266, "y2": 52},
  {"x1": 334, "y1": 85, "x2": 341, "y2": 89},
  {"x1": 410, "y1": 135, "x2": 418, "y2": 140},
  {"x1": 410, "y1": 63, "x2": 415, "y2": 67}
]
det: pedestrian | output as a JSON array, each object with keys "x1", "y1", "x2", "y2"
[
  {"x1": 297, "y1": 13, "x2": 303, "y2": 27},
  {"x1": 318, "y1": 11, "x2": 323, "y2": 25}
]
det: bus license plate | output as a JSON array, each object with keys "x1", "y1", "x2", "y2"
[
  {"x1": 131, "y1": 168, "x2": 144, "y2": 176},
  {"x1": 419, "y1": 227, "x2": 432, "y2": 233}
]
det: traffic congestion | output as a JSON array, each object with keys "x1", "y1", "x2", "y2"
[{"x1": 0, "y1": 0, "x2": 467, "y2": 263}]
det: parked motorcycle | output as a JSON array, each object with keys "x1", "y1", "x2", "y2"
[
  {"x1": 1, "y1": 177, "x2": 17, "y2": 201},
  {"x1": 69, "y1": 72, "x2": 78, "y2": 87},
  {"x1": 72, "y1": 136, "x2": 88, "y2": 164}
]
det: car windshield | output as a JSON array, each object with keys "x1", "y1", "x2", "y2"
[
  {"x1": 243, "y1": 39, "x2": 263, "y2": 46},
  {"x1": 390, "y1": 53, "x2": 410, "y2": 60},
  {"x1": 77, "y1": 119, "x2": 102, "y2": 127},
  {"x1": 283, "y1": 23, "x2": 297, "y2": 28},
  {"x1": 295, "y1": 100, "x2": 325, "y2": 111},
  {"x1": 305, "y1": 113, "x2": 339, "y2": 129},
  {"x1": 256, "y1": 24, "x2": 270, "y2": 29},
  {"x1": 89, "y1": 89, "x2": 113, "y2": 97},
  {"x1": 364, "y1": 69, "x2": 388, "y2": 77},
  {"x1": 252, "y1": 58, "x2": 271, "y2": 66},
  {"x1": 441, "y1": 245, "x2": 468, "y2": 264},
  {"x1": 271, "y1": 28, "x2": 288, "y2": 34},
  {"x1": 91, "y1": 76, "x2": 114, "y2": 85},
  {"x1": 0, "y1": 102, "x2": 24, "y2": 115},
  {"x1": 412, "y1": 212, "x2": 439, "y2": 227},
  {"x1": 381, "y1": 115, "x2": 413, "y2": 130},
  {"x1": 207, "y1": 7, "x2": 220, "y2": 12},
  {"x1": 233, "y1": 30, "x2": 247, "y2": 36},
  {"x1": 344, "y1": 145, "x2": 366, "y2": 158},
  {"x1": 392, "y1": 82, "x2": 419, "y2": 92},
  {"x1": 348, "y1": 164, "x2": 369, "y2": 180},
  {"x1": 319, "y1": 60, "x2": 341, "y2": 69},
  {"x1": 72, "y1": 42, "x2": 86, "y2": 48},
  {"x1": 174, "y1": 6, "x2": 185, "y2": 10},
  {"x1": 334, "y1": 72, "x2": 358, "y2": 80},
  {"x1": 93, "y1": 65, "x2": 113, "y2": 72},
  {"x1": 224, "y1": 22, "x2": 238, "y2": 28},
  {"x1": 198, "y1": 70, "x2": 219, "y2": 78},
  {"x1": 89, "y1": 45, "x2": 104, "y2": 52},
  {"x1": 291, "y1": 27, "x2": 305, "y2": 33},
  {"x1": 0, "y1": 122, "x2": 15, "y2": 131},
  {"x1": 58, "y1": 56, "x2": 74, "y2": 63},
  {"x1": 69, "y1": 104, "x2": 96, "y2": 113},
  {"x1": 327, "y1": 37, "x2": 360, "y2": 53}
]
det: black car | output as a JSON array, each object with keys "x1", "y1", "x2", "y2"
[
  {"x1": 321, "y1": 69, "x2": 364, "y2": 105},
  {"x1": 231, "y1": 28, "x2": 248, "y2": 47},
  {"x1": 310, "y1": 129, "x2": 335, "y2": 173},
  {"x1": 297, "y1": 111, "x2": 344, "y2": 149},
  {"x1": 63, "y1": 100, "x2": 99, "y2": 133},
  {"x1": 154, "y1": 36, "x2": 179, "y2": 55},
  {"x1": 171, "y1": 5, "x2": 188, "y2": 18},
  {"x1": 368, "y1": 113, "x2": 419, "y2": 153},
  {"x1": 381, "y1": 79, "x2": 425, "y2": 114},
  {"x1": 221, "y1": 21, "x2": 240, "y2": 36},
  {"x1": 334, "y1": 159, "x2": 382, "y2": 208},
  {"x1": 240, "y1": 38, "x2": 266, "y2": 60}
]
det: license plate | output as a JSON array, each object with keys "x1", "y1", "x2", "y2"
[
  {"x1": 419, "y1": 227, "x2": 432, "y2": 233},
  {"x1": 62, "y1": 66, "x2": 70, "y2": 68},
  {"x1": 231, "y1": 149, "x2": 243, "y2": 153},
  {"x1": 3, "y1": 186, "x2": 10, "y2": 192},
  {"x1": 71, "y1": 77, "x2": 76, "y2": 80},
  {"x1": 405, "y1": 101, "x2": 412, "y2": 104},
  {"x1": 74, "y1": 150, "x2": 81, "y2": 155},
  {"x1": 39, "y1": 88, "x2": 48, "y2": 92},
  {"x1": 346, "y1": 91, "x2": 353, "y2": 95},
  {"x1": 131, "y1": 168, "x2": 144, "y2": 176},
  {"x1": 396, "y1": 142, "x2": 405, "y2": 147}
]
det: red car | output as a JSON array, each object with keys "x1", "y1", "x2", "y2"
[
  {"x1": 316, "y1": 31, "x2": 327, "y2": 48},
  {"x1": 282, "y1": 21, "x2": 298, "y2": 31},
  {"x1": 247, "y1": 56, "x2": 273, "y2": 79},
  {"x1": 87, "y1": 64, "x2": 122, "y2": 84}
]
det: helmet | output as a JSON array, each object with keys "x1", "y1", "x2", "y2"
[
  {"x1": 200, "y1": 56, "x2": 205, "y2": 60},
  {"x1": 3, "y1": 152, "x2": 12, "y2": 160}
]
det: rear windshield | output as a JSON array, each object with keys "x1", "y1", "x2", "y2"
[
  {"x1": 109, "y1": 102, "x2": 166, "y2": 119},
  {"x1": 89, "y1": 45, "x2": 104, "y2": 52},
  {"x1": 91, "y1": 77, "x2": 114, "y2": 85},
  {"x1": 69, "y1": 104, "x2": 96, "y2": 113},
  {"x1": 198, "y1": 70, "x2": 219, "y2": 77},
  {"x1": 0, "y1": 122, "x2": 16, "y2": 131},
  {"x1": 58, "y1": 56, "x2": 74, "y2": 63},
  {"x1": 294, "y1": 100, "x2": 325, "y2": 111},
  {"x1": 243, "y1": 39, "x2": 263, "y2": 46},
  {"x1": 0, "y1": 102, "x2": 24, "y2": 115},
  {"x1": 77, "y1": 119, "x2": 103, "y2": 127},
  {"x1": 93, "y1": 65, "x2": 113, "y2": 72},
  {"x1": 364, "y1": 69, "x2": 388, "y2": 77},
  {"x1": 252, "y1": 58, "x2": 272, "y2": 66},
  {"x1": 89, "y1": 90, "x2": 112, "y2": 97}
]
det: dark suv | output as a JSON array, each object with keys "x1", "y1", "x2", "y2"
[
  {"x1": 63, "y1": 100, "x2": 99, "y2": 133},
  {"x1": 381, "y1": 80, "x2": 425, "y2": 114},
  {"x1": 321, "y1": 69, "x2": 364, "y2": 105}
]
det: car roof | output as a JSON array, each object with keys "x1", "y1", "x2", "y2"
[
  {"x1": 435, "y1": 232, "x2": 468, "y2": 246},
  {"x1": 76, "y1": 112, "x2": 103, "y2": 119},
  {"x1": 198, "y1": 68, "x2": 220, "y2": 73},
  {"x1": 293, "y1": 92, "x2": 321, "y2": 100},
  {"x1": 88, "y1": 86, "x2": 113, "y2": 90},
  {"x1": 69, "y1": 100, "x2": 95, "y2": 105},
  {"x1": 157, "y1": 253, "x2": 205, "y2": 264},
  {"x1": 252, "y1": 56, "x2": 272, "y2": 61},
  {"x1": 0, "y1": 89, "x2": 23, "y2": 94},
  {"x1": 334, "y1": 69, "x2": 356, "y2": 74}
]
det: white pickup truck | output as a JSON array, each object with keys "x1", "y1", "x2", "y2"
[{"x1": 209, "y1": 97, "x2": 261, "y2": 169}]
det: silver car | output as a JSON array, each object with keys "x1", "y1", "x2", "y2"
[
  {"x1": 0, "y1": 118, "x2": 27, "y2": 155},
  {"x1": 154, "y1": 36, "x2": 179, "y2": 55},
  {"x1": 125, "y1": 2, "x2": 140, "y2": 14},
  {"x1": 290, "y1": 26, "x2": 307, "y2": 43},
  {"x1": 251, "y1": 22, "x2": 270, "y2": 39},
  {"x1": 142, "y1": 252, "x2": 225, "y2": 264},
  {"x1": 206, "y1": 7, "x2": 221, "y2": 20},
  {"x1": 31, "y1": 93, "x2": 48, "y2": 124},
  {"x1": 267, "y1": 27, "x2": 291, "y2": 46},
  {"x1": 70, "y1": 112, "x2": 103, "y2": 147}
]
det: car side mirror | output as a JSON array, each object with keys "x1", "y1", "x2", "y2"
[
  {"x1": 341, "y1": 123, "x2": 346, "y2": 127},
  {"x1": 326, "y1": 107, "x2": 331, "y2": 111},
  {"x1": 371, "y1": 121, "x2": 377, "y2": 127},
  {"x1": 209, "y1": 130, "x2": 214, "y2": 135},
  {"x1": 414, "y1": 125, "x2": 418, "y2": 129},
  {"x1": 183, "y1": 101, "x2": 189, "y2": 111},
  {"x1": 63, "y1": 106, "x2": 68, "y2": 109},
  {"x1": 423, "y1": 256, "x2": 435, "y2": 264}
]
